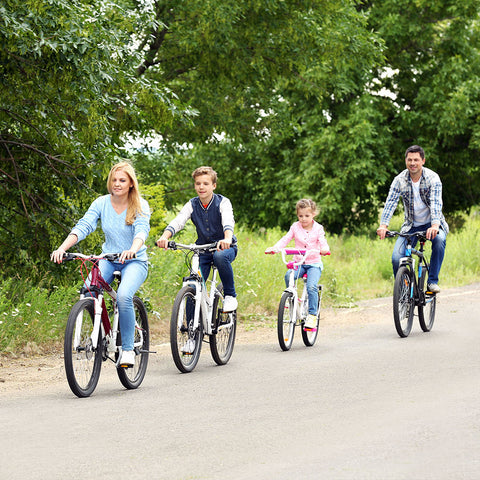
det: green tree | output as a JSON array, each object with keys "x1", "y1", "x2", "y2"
[
  {"x1": 133, "y1": 0, "x2": 385, "y2": 232},
  {"x1": 0, "y1": 0, "x2": 183, "y2": 277},
  {"x1": 359, "y1": 0, "x2": 480, "y2": 214}
]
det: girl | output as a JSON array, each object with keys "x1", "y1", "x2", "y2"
[
  {"x1": 265, "y1": 199, "x2": 329, "y2": 330},
  {"x1": 51, "y1": 161, "x2": 151, "y2": 368}
]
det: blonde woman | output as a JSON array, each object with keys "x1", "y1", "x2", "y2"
[{"x1": 51, "y1": 162, "x2": 151, "y2": 367}]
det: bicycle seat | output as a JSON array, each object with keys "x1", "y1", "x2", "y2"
[{"x1": 113, "y1": 271, "x2": 122, "y2": 282}]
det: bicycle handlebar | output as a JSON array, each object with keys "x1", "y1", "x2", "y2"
[
  {"x1": 386, "y1": 231, "x2": 428, "y2": 241},
  {"x1": 265, "y1": 249, "x2": 331, "y2": 256},
  {"x1": 62, "y1": 252, "x2": 123, "y2": 262},
  {"x1": 166, "y1": 240, "x2": 237, "y2": 252},
  {"x1": 167, "y1": 241, "x2": 218, "y2": 252}
]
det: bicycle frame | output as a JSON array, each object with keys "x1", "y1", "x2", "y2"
[
  {"x1": 396, "y1": 233, "x2": 430, "y2": 306},
  {"x1": 170, "y1": 242, "x2": 233, "y2": 336},
  {"x1": 66, "y1": 253, "x2": 125, "y2": 355}
]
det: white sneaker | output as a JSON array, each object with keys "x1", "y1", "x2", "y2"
[
  {"x1": 427, "y1": 283, "x2": 441, "y2": 293},
  {"x1": 181, "y1": 339, "x2": 196, "y2": 355},
  {"x1": 223, "y1": 296, "x2": 238, "y2": 312},
  {"x1": 119, "y1": 349, "x2": 135, "y2": 368},
  {"x1": 304, "y1": 314, "x2": 318, "y2": 331}
]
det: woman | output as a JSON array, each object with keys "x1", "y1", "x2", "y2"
[{"x1": 51, "y1": 161, "x2": 151, "y2": 367}]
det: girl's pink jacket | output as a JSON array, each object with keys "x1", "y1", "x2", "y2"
[{"x1": 273, "y1": 221, "x2": 329, "y2": 265}]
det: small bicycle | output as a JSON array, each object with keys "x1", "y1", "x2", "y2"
[
  {"x1": 267, "y1": 248, "x2": 329, "y2": 351},
  {"x1": 386, "y1": 231, "x2": 437, "y2": 337},
  {"x1": 166, "y1": 241, "x2": 237, "y2": 373},
  {"x1": 60, "y1": 252, "x2": 150, "y2": 397}
]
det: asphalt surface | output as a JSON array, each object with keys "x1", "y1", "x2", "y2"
[{"x1": 1, "y1": 283, "x2": 479, "y2": 480}]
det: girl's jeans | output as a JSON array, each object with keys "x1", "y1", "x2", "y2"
[
  {"x1": 85, "y1": 259, "x2": 148, "y2": 351},
  {"x1": 284, "y1": 264, "x2": 322, "y2": 315},
  {"x1": 199, "y1": 245, "x2": 238, "y2": 297},
  {"x1": 392, "y1": 224, "x2": 446, "y2": 285}
]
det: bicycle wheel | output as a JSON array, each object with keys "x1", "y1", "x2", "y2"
[
  {"x1": 64, "y1": 298, "x2": 102, "y2": 398},
  {"x1": 117, "y1": 296, "x2": 150, "y2": 389},
  {"x1": 302, "y1": 285, "x2": 321, "y2": 347},
  {"x1": 419, "y1": 292, "x2": 436, "y2": 332},
  {"x1": 278, "y1": 292, "x2": 295, "y2": 351},
  {"x1": 210, "y1": 286, "x2": 237, "y2": 365},
  {"x1": 393, "y1": 266, "x2": 415, "y2": 338},
  {"x1": 170, "y1": 286, "x2": 203, "y2": 373}
]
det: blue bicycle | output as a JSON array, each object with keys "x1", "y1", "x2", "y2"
[{"x1": 387, "y1": 231, "x2": 437, "y2": 337}]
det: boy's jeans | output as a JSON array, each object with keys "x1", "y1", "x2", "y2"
[
  {"x1": 284, "y1": 264, "x2": 322, "y2": 315},
  {"x1": 199, "y1": 245, "x2": 238, "y2": 297},
  {"x1": 85, "y1": 259, "x2": 148, "y2": 351},
  {"x1": 392, "y1": 223, "x2": 446, "y2": 285}
]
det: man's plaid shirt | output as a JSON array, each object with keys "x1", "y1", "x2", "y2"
[{"x1": 380, "y1": 167, "x2": 449, "y2": 234}]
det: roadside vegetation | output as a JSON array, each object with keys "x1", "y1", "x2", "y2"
[{"x1": 1, "y1": 210, "x2": 479, "y2": 355}]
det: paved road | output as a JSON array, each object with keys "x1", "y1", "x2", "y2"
[{"x1": 1, "y1": 284, "x2": 479, "y2": 480}]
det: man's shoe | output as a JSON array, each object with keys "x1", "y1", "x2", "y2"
[
  {"x1": 119, "y1": 349, "x2": 135, "y2": 368},
  {"x1": 427, "y1": 283, "x2": 441, "y2": 293},
  {"x1": 181, "y1": 339, "x2": 196, "y2": 355},
  {"x1": 223, "y1": 296, "x2": 238, "y2": 312},
  {"x1": 304, "y1": 314, "x2": 318, "y2": 331}
]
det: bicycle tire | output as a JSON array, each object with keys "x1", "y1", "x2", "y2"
[
  {"x1": 64, "y1": 298, "x2": 102, "y2": 398},
  {"x1": 393, "y1": 266, "x2": 415, "y2": 337},
  {"x1": 278, "y1": 291, "x2": 295, "y2": 351},
  {"x1": 302, "y1": 285, "x2": 321, "y2": 347},
  {"x1": 170, "y1": 286, "x2": 203, "y2": 373},
  {"x1": 210, "y1": 285, "x2": 236, "y2": 365},
  {"x1": 117, "y1": 296, "x2": 150, "y2": 389},
  {"x1": 419, "y1": 291, "x2": 436, "y2": 332}
]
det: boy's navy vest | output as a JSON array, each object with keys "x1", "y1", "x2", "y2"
[{"x1": 190, "y1": 194, "x2": 235, "y2": 244}]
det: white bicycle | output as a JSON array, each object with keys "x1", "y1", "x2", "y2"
[
  {"x1": 267, "y1": 248, "x2": 329, "y2": 351},
  {"x1": 166, "y1": 241, "x2": 237, "y2": 373}
]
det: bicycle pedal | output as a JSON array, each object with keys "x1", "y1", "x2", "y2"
[{"x1": 303, "y1": 327, "x2": 317, "y2": 332}]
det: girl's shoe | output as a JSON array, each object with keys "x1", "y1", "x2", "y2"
[{"x1": 304, "y1": 314, "x2": 317, "y2": 331}]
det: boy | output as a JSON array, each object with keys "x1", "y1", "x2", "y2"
[{"x1": 157, "y1": 166, "x2": 238, "y2": 311}]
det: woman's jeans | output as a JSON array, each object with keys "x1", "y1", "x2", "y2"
[
  {"x1": 199, "y1": 245, "x2": 238, "y2": 297},
  {"x1": 85, "y1": 259, "x2": 148, "y2": 351},
  {"x1": 284, "y1": 264, "x2": 322, "y2": 315},
  {"x1": 392, "y1": 224, "x2": 447, "y2": 285}
]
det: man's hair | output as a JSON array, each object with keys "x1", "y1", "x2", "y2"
[
  {"x1": 192, "y1": 166, "x2": 217, "y2": 184},
  {"x1": 296, "y1": 198, "x2": 318, "y2": 216},
  {"x1": 405, "y1": 145, "x2": 425, "y2": 159}
]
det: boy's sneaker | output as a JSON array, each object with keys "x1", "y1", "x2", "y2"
[
  {"x1": 304, "y1": 314, "x2": 318, "y2": 331},
  {"x1": 119, "y1": 349, "x2": 135, "y2": 368},
  {"x1": 223, "y1": 296, "x2": 238, "y2": 312},
  {"x1": 181, "y1": 339, "x2": 196, "y2": 355},
  {"x1": 427, "y1": 283, "x2": 441, "y2": 293}
]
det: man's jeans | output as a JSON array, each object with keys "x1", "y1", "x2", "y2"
[{"x1": 392, "y1": 224, "x2": 446, "y2": 285}]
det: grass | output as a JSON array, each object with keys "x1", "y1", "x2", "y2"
[{"x1": 1, "y1": 209, "x2": 479, "y2": 354}]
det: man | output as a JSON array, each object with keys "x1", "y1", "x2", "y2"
[{"x1": 377, "y1": 145, "x2": 448, "y2": 293}]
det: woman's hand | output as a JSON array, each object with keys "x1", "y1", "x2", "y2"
[
  {"x1": 119, "y1": 249, "x2": 137, "y2": 263},
  {"x1": 50, "y1": 249, "x2": 66, "y2": 264}
]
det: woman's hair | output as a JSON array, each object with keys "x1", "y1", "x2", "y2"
[
  {"x1": 296, "y1": 198, "x2": 318, "y2": 216},
  {"x1": 192, "y1": 166, "x2": 217, "y2": 184},
  {"x1": 107, "y1": 161, "x2": 142, "y2": 225}
]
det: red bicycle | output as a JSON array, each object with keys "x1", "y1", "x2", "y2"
[{"x1": 60, "y1": 253, "x2": 150, "y2": 397}]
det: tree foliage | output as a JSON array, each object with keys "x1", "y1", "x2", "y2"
[
  {"x1": 132, "y1": 0, "x2": 386, "y2": 232},
  {"x1": 360, "y1": 0, "x2": 480, "y2": 215},
  {"x1": 0, "y1": 0, "x2": 183, "y2": 277},
  {"x1": 2, "y1": 0, "x2": 480, "y2": 282}
]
